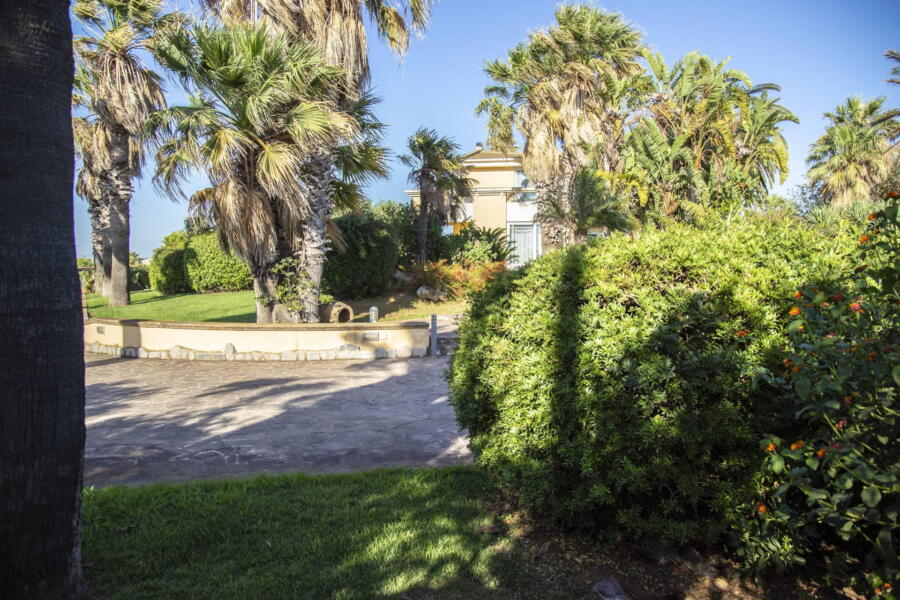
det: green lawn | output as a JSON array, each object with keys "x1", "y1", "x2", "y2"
[
  {"x1": 86, "y1": 290, "x2": 467, "y2": 323},
  {"x1": 81, "y1": 468, "x2": 581, "y2": 600}
]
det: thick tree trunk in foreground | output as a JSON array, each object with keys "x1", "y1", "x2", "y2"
[
  {"x1": 103, "y1": 131, "x2": 133, "y2": 306},
  {"x1": 0, "y1": 2, "x2": 86, "y2": 598},
  {"x1": 252, "y1": 275, "x2": 275, "y2": 324}
]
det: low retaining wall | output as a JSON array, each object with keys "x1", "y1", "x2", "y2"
[{"x1": 84, "y1": 318, "x2": 430, "y2": 361}]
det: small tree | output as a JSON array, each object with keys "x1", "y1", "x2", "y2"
[{"x1": 400, "y1": 128, "x2": 473, "y2": 265}]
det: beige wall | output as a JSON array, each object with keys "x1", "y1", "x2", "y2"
[
  {"x1": 467, "y1": 166, "x2": 519, "y2": 188},
  {"x1": 84, "y1": 318, "x2": 430, "y2": 361},
  {"x1": 472, "y1": 193, "x2": 507, "y2": 229}
]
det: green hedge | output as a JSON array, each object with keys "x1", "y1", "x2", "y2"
[
  {"x1": 322, "y1": 214, "x2": 399, "y2": 299},
  {"x1": 184, "y1": 232, "x2": 253, "y2": 292},
  {"x1": 448, "y1": 216, "x2": 853, "y2": 547},
  {"x1": 149, "y1": 231, "x2": 191, "y2": 295}
]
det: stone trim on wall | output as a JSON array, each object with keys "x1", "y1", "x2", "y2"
[{"x1": 84, "y1": 318, "x2": 429, "y2": 361}]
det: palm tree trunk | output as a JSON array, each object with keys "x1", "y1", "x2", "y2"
[
  {"x1": 89, "y1": 199, "x2": 111, "y2": 296},
  {"x1": 103, "y1": 131, "x2": 133, "y2": 306},
  {"x1": 296, "y1": 154, "x2": 335, "y2": 323},
  {"x1": 416, "y1": 196, "x2": 429, "y2": 265},
  {"x1": 252, "y1": 274, "x2": 275, "y2": 324},
  {"x1": 0, "y1": 1, "x2": 85, "y2": 597}
]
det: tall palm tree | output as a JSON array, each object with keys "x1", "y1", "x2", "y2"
[
  {"x1": 400, "y1": 128, "x2": 473, "y2": 265},
  {"x1": 477, "y1": 4, "x2": 644, "y2": 246},
  {"x1": 807, "y1": 97, "x2": 898, "y2": 206},
  {"x1": 0, "y1": 0, "x2": 85, "y2": 597},
  {"x1": 73, "y1": 114, "x2": 113, "y2": 296},
  {"x1": 73, "y1": 0, "x2": 169, "y2": 306},
  {"x1": 150, "y1": 23, "x2": 358, "y2": 323},
  {"x1": 886, "y1": 49, "x2": 900, "y2": 86},
  {"x1": 202, "y1": 0, "x2": 432, "y2": 319}
]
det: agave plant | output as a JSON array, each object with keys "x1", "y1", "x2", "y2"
[{"x1": 150, "y1": 23, "x2": 359, "y2": 323}]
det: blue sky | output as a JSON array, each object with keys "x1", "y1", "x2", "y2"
[{"x1": 73, "y1": 0, "x2": 900, "y2": 258}]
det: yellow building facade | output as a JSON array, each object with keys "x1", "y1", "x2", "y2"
[{"x1": 405, "y1": 144, "x2": 543, "y2": 266}]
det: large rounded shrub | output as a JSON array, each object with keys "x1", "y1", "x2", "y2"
[
  {"x1": 449, "y1": 216, "x2": 852, "y2": 547},
  {"x1": 184, "y1": 232, "x2": 252, "y2": 292},
  {"x1": 322, "y1": 214, "x2": 399, "y2": 299},
  {"x1": 149, "y1": 231, "x2": 191, "y2": 294}
]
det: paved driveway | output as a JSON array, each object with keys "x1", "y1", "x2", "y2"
[{"x1": 84, "y1": 354, "x2": 470, "y2": 487}]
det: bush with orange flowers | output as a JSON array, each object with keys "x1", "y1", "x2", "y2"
[
  {"x1": 740, "y1": 194, "x2": 899, "y2": 595},
  {"x1": 449, "y1": 215, "x2": 852, "y2": 549}
]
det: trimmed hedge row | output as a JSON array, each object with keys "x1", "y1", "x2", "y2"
[
  {"x1": 322, "y1": 214, "x2": 399, "y2": 299},
  {"x1": 448, "y1": 216, "x2": 853, "y2": 547}
]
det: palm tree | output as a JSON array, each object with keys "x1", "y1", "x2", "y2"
[
  {"x1": 201, "y1": 0, "x2": 432, "y2": 319},
  {"x1": 536, "y1": 168, "x2": 633, "y2": 245},
  {"x1": 477, "y1": 4, "x2": 644, "y2": 245},
  {"x1": 807, "y1": 97, "x2": 898, "y2": 206},
  {"x1": 886, "y1": 49, "x2": 900, "y2": 85},
  {"x1": 73, "y1": 0, "x2": 169, "y2": 306},
  {"x1": 400, "y1": 128, "x2": 473, "y2": 265},
  {"x1": 73, "y1": 114, "x2": 113, "y2": 296},
  {"x1": 151, "y1": 23, "x2": 358, "y2": 323},
  {"x1": 0, "y1": 0, "x2": 85, "y2": 596}
]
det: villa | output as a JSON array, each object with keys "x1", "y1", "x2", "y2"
[
  {"x1": 406, "y1": 143, "x2": 607, "y2": 267},
  {"x1": 406, "y1": 143, "x2": 543, "y2": 267}
]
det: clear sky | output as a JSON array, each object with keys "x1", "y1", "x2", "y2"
[{"x1": 73, "y1": 0, "x2": 900, "y2": 258}]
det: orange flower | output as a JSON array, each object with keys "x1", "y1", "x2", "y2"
[
  {"x1": 790, "y1": 441, "x2": 805, "y2": 451},
  {"x1": 849, "y1": 302, "x2": 863, "y2": 312},
  {"x1": 816, "y1": 448, "x2": 827, "y2": 459},
  {"x1": 886, "y1": 190, "x2": 898, "y2": 198},
  {"x1": 765, "y1": 442, "x2": 776, "y2": 452},
  {"x1": 756, "y1": 501, "x2": 768, "y2": 514},
  {"x1": 791, "y1": 365, "x2": 802, "y2": 372},
  {"x1": 867, "y1": 212, "x2": 878, "y2": 221},
  {"x1": 783, "y1": 358, "x2": 794, "y2": 367},
  {"x1": 793, "y1": 290, "x2": 803, "y2": 299},
  {"x1": 736, "y1": 329, "x2": 750, "y2": 338},
  {"x1": 843, "y1": 395, "x2": 854, "y2": 405},
  {"x1": 860, "y1": 235, "x2": 870, "y2": 244},
  {"x1": 867, "y1": 351, "x2": 878, "y2": 362},
  {"x1": 821, "y1": 301, "x2": 830, "y2": 308},
  {"x1": 789, "y1": 306, "x2": 801, "y2": 316},
  {"x1": 884, "y1": 583, "x2": 893, "y2": 591}
]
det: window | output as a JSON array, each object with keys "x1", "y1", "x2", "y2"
[{"x1": 515, "y1": 170, "x2": 530, "y2": 188}]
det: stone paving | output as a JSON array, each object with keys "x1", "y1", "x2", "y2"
[{"x1": 84, "y1": 353, "x2": 471, "y2": 487}]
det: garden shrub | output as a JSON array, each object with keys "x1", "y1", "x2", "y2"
[
  {"x1": 128, "y1": 265, "x2": 150, "y2": 291},
  {"x1": 738, "y1": 197, "x2": 899, "y2": 594},
  {"x1": 371, "y1": 200, "x2": 443, "y2": 269},
  {"x1": 448, "y1": 216, "x2": 853, "y2": 548},
  {"x1": 183, "y1": 232, "x2": 252, "y2": 292},
  {"x1": 322, "y1": 213, "x2": 399, "y2": 299},
  {"x1": 149, "y1": 231, "x2": 191, "y2": 294},
  {"x1": 421, "y1": 260, "x2": 505, "y2": 299},
  {"x1": 77, "y1": 257, "x2": 94, "y2": 291},
  {"x1": 443, "y1": 225, "x2": 513, "y2": 265}
]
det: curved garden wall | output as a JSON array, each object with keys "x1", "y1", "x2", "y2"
[{"x1": 84, "y1": 318, "x2": 429, "y2": 361}]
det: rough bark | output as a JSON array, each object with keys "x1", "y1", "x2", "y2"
[
  {"x1": 296, "y1": 154, "x2": 335, "y2": 323},
  {"x1": 88, "y1": 199, "x2": 111, "y2": 296},
  {"x1": 101, "y1": 130, "x2": 133, "y2": 306},
  {"x1": 252, "y1": 275, "x2": 274, "y2": 324},
  {"x1": 0, "y1": 2, "x2": 85, "y2": 598}
]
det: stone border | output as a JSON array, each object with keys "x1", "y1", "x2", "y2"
[{"x1": 84, "y1": 318, "x2": 430, "y2": 361}]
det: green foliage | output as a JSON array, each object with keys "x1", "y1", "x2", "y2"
[
  {"x1": 149, "y1": 231, "x2": 191, "y2": 295},
  {"x1": 184, "y1": 232, "x2": 253, "y2": 293},
  {"x1": 371, "y1": 200, "x2": 443, "y2": 269},
  {"x1": 322, "y1": 213, "x2": 399, "y2": 299},
  {"x1": 129, "y1": 265, "x2": 150, "y2": 291},
  {"x1": 77, "y1": 257, "x2": 94, "y2": 291},
  {"x1": 443, "y1": 225, "x2": 513, "y2": 265},
  {"x1": 421, "y1": 260, "x2": 506, "y2": 299},
  {"x1": 449, "y1": 216, "x2": 853, "y2": 547},
  {"x1": 739, "y1": 198, "x2": 899, "y2": 594}
]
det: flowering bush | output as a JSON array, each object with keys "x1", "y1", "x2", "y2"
[
  {"x1": 449, "y1": 217, "x2": 852, "y2": 546},
  {"x1": 740, "y1": 197, "x2": 899, "y2": 596},
  {"x1": 421, "y1": 259, "x2": 505, "y2": 299}
]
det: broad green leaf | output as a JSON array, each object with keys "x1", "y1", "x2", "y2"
[{"x1": 861, "y1": 487, "x2": 881, "y2": 508}]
